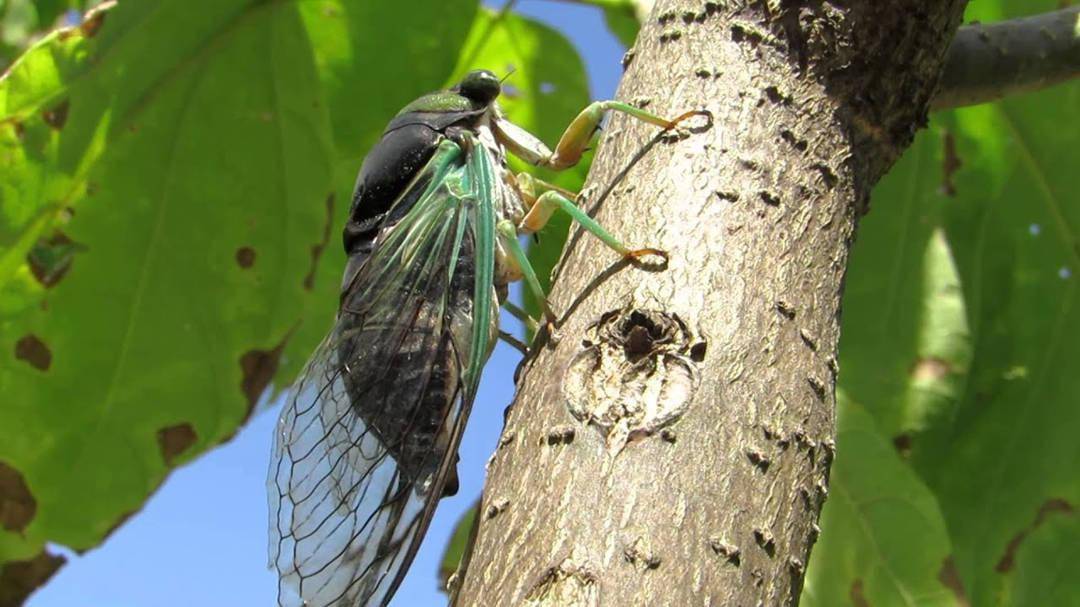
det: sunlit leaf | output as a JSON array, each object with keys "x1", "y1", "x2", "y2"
[
  {"x1": 439, "y1": 505, "x2": 477, "y2": 589},
  {"x1": 0, "y1": 1, "x2": 474, "y2": 598},
  {"x1": 802, "y1": 397, "x2": 959, "y2": 607}
]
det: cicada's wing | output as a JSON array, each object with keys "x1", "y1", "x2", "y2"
[{"x1": 268, "y1": 139, "x2": 499, "y2": 607}]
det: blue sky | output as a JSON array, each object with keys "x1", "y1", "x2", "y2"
[{"x1": 27, "y1": 2, "x2": 624, "y2": 606}]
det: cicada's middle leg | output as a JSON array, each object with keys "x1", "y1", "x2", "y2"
[
  {"x1": 494, "y1": 101, "x2": 706, "y2": 328},
  {"x1": 496, "y1": 172, "x2": 667, "y2": 332},
  {"x1": 513, "y1": 172, "x2": 665, "y2": 261}
]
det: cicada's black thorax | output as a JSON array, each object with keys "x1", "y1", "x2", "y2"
[{"x1": 342, "y1": 70, "x2": 503, "y2": 288}]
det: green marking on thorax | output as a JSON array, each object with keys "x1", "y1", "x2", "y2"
[{"x1": 397, "y1": 91, "x2": 477, "y2": 115}]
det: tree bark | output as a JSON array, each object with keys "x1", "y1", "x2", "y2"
[
  {"x1": 456, "y1": 1, "x2": 967, "y2": 605},
  {"x1": 932, "y1": 6, "x2": 1080, "y2": 111}
]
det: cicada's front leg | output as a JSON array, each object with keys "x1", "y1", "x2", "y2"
[{"x1": 494, "y1": 101, "x2": 706, "y2": 170}]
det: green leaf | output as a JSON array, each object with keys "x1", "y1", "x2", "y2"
[
  {"x1": 802, "y1": 397, "x2": 959, "y2": 607},
  {"x1": 439, "y1": 504, "x2": 477, "y2": 589},
  {"x1": 572, "y1": 0, "x2": 646, "y2": 47},
  {"x1": 838, "y1": 131, "x2": 972, "y2": 440},
  {"x1": 449, "y1": 7, "x2": 590, "y2": 319},
  {"x1": 828, "y1": 0, "x2": 1080, "y2": 602},
  {"x1": 1009, "y1": 512, "x2": 1080, "y2": 606},
  {"x1": 0, "y1": 0, "x2": 334, "y2": 563},
  {"x1": 918, "y1": 84, "x2": 1080, "y2": 606},
  {"x1": 0, "y1": 1, "x2": 475, "y2": 594},
  {"x1": 298, "y1": 0, "x2": 476, "y2": 159}
]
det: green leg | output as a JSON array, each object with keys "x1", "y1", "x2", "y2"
[
  {"x1": 546, "y1": 101, "x2": 705, "y2": 170},
  {"x1": 502, "y1": 300, "x2": 540, "y2": 336},
  {"x1": 497, "y1": 220, "x2": 557, "y2": 325},
  {"x1": 520, "y1": 190, "x2": 666, "y2": 262},
  {"x1": 496, "y1": 101, "x2": 707, "y2": 171}
]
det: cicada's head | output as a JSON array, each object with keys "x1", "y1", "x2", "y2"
[
  {"x1": 453, "y1": 70, "x2": 501, "y2": 106},
  {"x1": 393, "y1": 69, "x2": 503, "y2": 119}
]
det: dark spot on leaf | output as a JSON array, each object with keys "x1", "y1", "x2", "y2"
[
  {"x1": 235, "y1": 246, "x2": 256, "y2": 269},
  {"x1": 157, "y1": 423, "x2": 197, "y2": 467},
  {"x1": 9, "y1": 121, "x2": 25, "y2": 139},
  {"x1": 910, "y1": 357, "x2": 951, "y2": 382},
  {"x1": 850, "y1": 579, "x2": 870, "y2": 607},
  {"x1": 41, "y1": 100, "x2": 70, "y2": 130},
  {"x1": 940, "y1": 131, "x2": 962, "y2": 197},
  {"x1": 27, "y1": 231, "x2": 84, "y2": 288},
  {"x1": 14, "y1": 335, "x2": 51, "y2": 371},
  {"x1": 0, "y1": 549, "x2": 66, "y2": 607},
  {"x1": 80, "y1": 8, "x2": 107, "y2": 37},
  {"x1": 0, "y1": 461, "x2": 36, "y2": 533},
  {"x1": 240, "y1": 332, "x2": 292, "y2": 419},
  {"x1": 892, "y1": 433, "x2": 912, "y2": 458},
  {"x1": 938, "y1": 556, "x2": 971, "y2": 606},
  {"x1": 304, "y1": 195, "x2": 335, "y2": 290},
  {"x1": 996, "y1": 498, "x2": 1074, "y2": 572}
]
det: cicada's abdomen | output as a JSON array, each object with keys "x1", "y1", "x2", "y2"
[{"x1": 336, "y1": 206, "x2": 478, "y2": 497}]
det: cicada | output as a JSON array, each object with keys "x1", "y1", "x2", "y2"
[{"x1": 268, "y1": 70, "x2": 702, "y2": 607}]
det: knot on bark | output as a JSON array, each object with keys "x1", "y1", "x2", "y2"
[{"x1": 562, "y1": 308, "x2": 704, "y2": 454}]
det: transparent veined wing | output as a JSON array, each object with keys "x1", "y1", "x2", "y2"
[{"x1": 268, "y1": 138, "x2": 499, "y2": 607}]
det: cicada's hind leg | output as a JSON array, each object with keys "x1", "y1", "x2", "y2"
[
  {"x1": 496, "y1": 219, "x2": 558, "y2": 332},
  {"x1": 502, "y1": 300, "x2": 540, "y2": 336},
  {"x1": 495, "y1": 100, "x2": 707, "y2": 170}
]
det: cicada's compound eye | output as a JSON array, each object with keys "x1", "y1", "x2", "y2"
[{"x1": 458, "y1": 70, "x2": 501, "y2": 105}]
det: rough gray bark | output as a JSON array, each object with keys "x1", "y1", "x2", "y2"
[{"x1": 455, "y1": 1, "x2": 967, "y2": 605}]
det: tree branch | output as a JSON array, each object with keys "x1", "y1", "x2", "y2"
[{"x1": 933, "y1": 7, "x2": 1080, "y2": 111}]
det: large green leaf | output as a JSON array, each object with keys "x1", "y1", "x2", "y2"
[
  {"x1": 802, "y1": 396, "x2": 959, "y2": 607},
  {"x1": 838, "y1": 131, "x2": 973, "y2": 440},
  {"x1": 828, "y1": 1, "x2": 1079, "y2": 604},
  {"x1": 298, "y1": 0, "x2": 476, "y2": 160},
  {"x1": 920, "y1": 84, "x2": 1080, "y2": 606},
  {"x1": 0, "y1": 0, "x2": 333, "y2": 565},
  {"x1": 0, "y1": 0, "x2": 475, "y2": 597}
]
